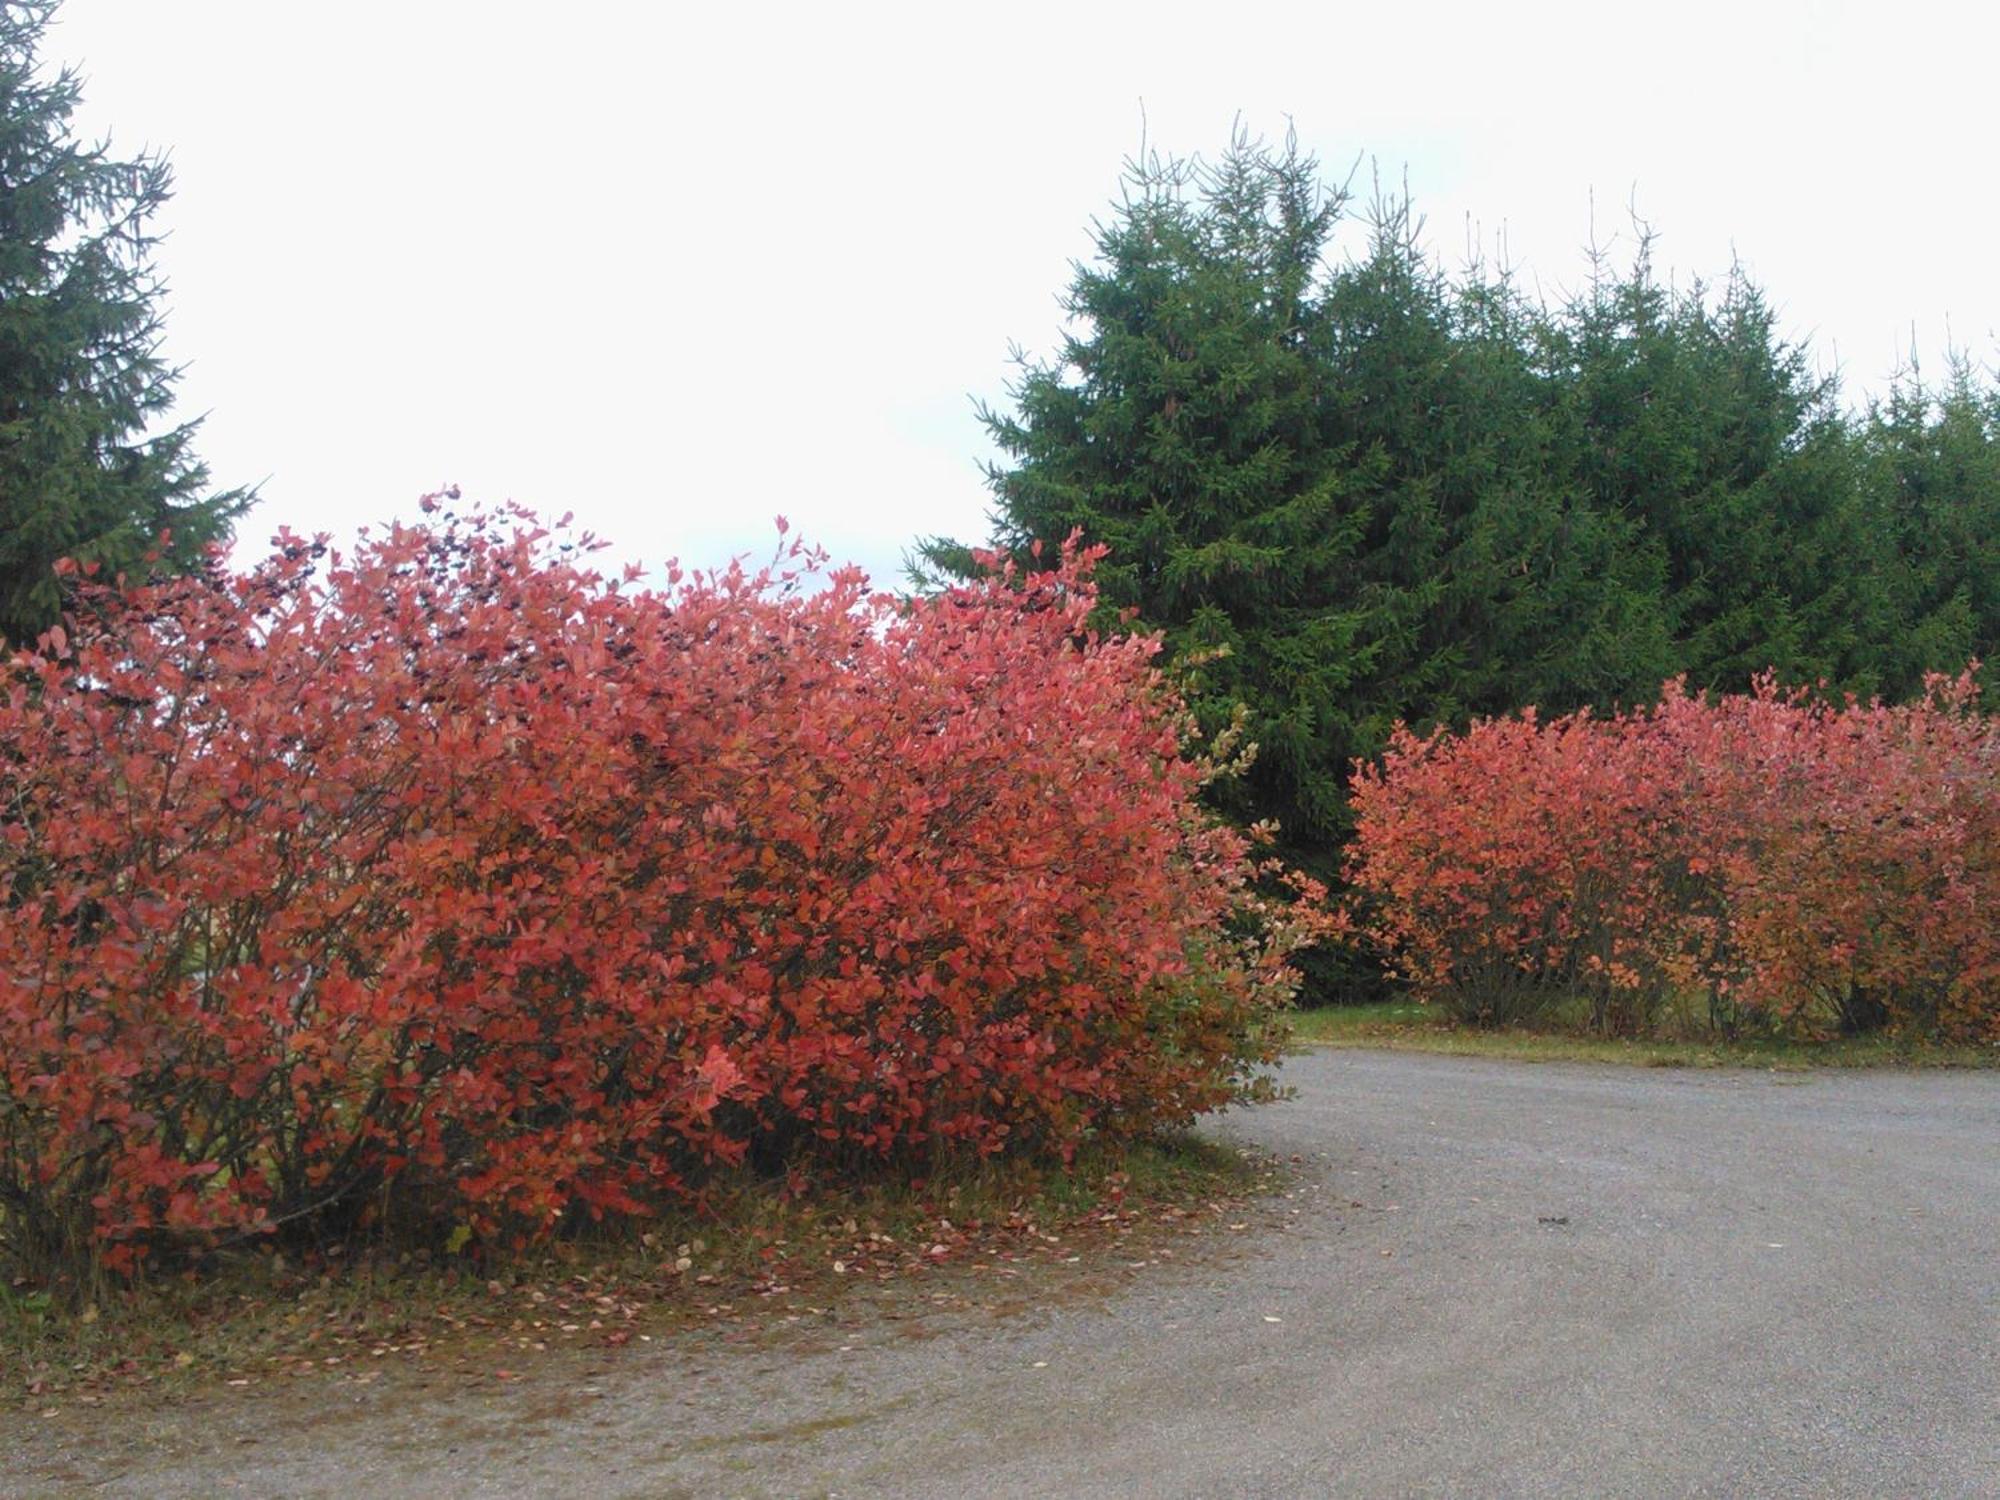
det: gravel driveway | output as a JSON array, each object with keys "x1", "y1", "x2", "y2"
[{"x1": 11, "y1": 1049, "x2": 1998, "y2": 1498}]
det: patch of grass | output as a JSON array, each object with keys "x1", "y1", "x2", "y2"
[
  {"x1": 4, "y1": 1134, "x2": 1273, "y2": 1410},
  {"x1": 1289, "y1": 1001, "x2": 1999, "y2": 1070}
]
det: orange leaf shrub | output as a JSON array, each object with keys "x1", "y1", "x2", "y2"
[
  {"x1": 0, "y1": 505, "x2": 1323, "y2": 1279},
  {"x1": 1348, "y1": 675, "x2": 1998, "y2": 1041}
]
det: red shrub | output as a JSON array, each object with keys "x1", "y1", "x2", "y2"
[
  {"x1": 1345, "y1": 707, "x2": 1689, "y2": 1030},
  {"x1": 0, "y1": 507, "x2": 1322, "y2": 1279},
  {"x1": 1658, "y1": 675, "x2": 2000, "y2": 1039},
  {"x1": 1348, "y1": 676, "x2": 1998, "y2": 1041}
]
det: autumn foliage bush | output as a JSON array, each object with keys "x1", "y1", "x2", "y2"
[
  {"x1": 1348, "y1": 675, "x2": 2000, "y2": 1042},
  {"x1": 0, "y1": 505, "x2": 1323, "y2": 1281}
]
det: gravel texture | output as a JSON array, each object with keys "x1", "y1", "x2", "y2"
[{"x1": 9, "y1": 1048, "x2": 1997, "y2": 1498}]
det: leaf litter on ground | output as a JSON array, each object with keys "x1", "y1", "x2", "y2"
[{"x1": 8, "y1": 1139, "x2": 1302, "y2": 1420}]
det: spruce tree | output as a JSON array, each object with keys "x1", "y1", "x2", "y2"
[
  {"x1": 928, "y1": 126, "x2": 2000, "y2": 1004},
  {"x1": 1315, "y1": 193, "x2": 1671, "y2": 727},
  {"x1": 1855, "y1": 355, "x2": 2000, "y2": 694},
  {"x1": 1538, "y1": 241, "x2": 1883, "y2": 693},
  {"x1": 915, "y1": 137, "x2": 1668, "y2": 875},
  {"x1": 0, "y1": 2, "x2": 247, "y2": 644},
  {"x1": 917, "y1": 130, "x2": 1383, "y2": 858}
]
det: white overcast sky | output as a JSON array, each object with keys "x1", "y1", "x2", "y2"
[{"x1": 45, "y1": 0, "x2": 2000, "y2": 589}]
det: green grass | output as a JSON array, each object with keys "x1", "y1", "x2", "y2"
[{"x1": 1289, "y1": 1001, "x2": 2000, "y2": 1069}]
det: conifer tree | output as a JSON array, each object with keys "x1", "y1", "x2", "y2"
[
  {"x1": 1316, "y1": 194, "x2": 1671, "y2": 726},
  {"x1": 918, "y1": 130, "x2": 1382, "y2": 857},
  {"x1": 0, "y1": 2, "x2": 247, "y2": 644},
  {"x1": 1538, "y1": 241, "x2": 1881, "y2": 693},
  {"x1": 926, "y1": 125, "x2": 2000, "y2": 979},
  {"x1": 914, "y1": 136, "x2": 1669, "y2": 873},
  {"x1": 1855, "y1": 355, "x2": 2000, "y2": 693}
]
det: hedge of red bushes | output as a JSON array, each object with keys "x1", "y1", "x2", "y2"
[
  {"x1": 0, "y1": 504, "x2": 1323, "y2": 1279},
  {"x1": 1347, "y1": 675, "x2": 1999, "y2": 1041}
]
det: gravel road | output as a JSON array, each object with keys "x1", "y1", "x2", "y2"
[{"x1": 11, "y1": 1049, "x2": 1998, "y2": 1498}]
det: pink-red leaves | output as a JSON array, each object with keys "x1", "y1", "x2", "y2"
[
  {"x1": 1348, "y1": 673, "x2": 1998, "y2": 1040},
  {"x1": 1, "y1": 504, "x2": 1319, "y2": 1279}
]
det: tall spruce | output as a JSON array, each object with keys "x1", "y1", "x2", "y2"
[
  {"x1": 1853, "y1": 355, "x2": 2000, "y2": 695},
  {"x1": 1539, "y1": 237, "x2": 1885, "y2": 693},
  {"x1": 1315, "y1": 192, "x2": 1671, "y2": 727},
  {"x1": 917, "y1": 132, "x2": 1382, "y2": 858},
  {"x1": 0, "y1": 2, "x2": 247, "y2": 644},
  {"x1": 925, "y1": 128, "x2": 2000, "y2": 978},
  {"x1": 915, "y1": 135, "x2": 1665, "y2": 872}
]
